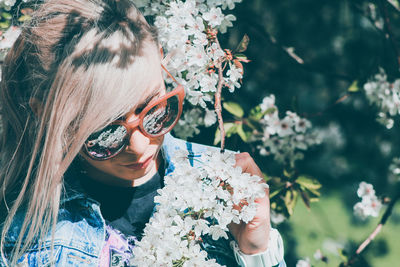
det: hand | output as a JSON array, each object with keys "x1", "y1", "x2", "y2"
[{"x1": 228, "y1": 152, "x2": 270, "y2": 255}]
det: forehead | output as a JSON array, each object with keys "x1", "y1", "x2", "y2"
[
  {"x1": 124, "y1": 71, "x2": 165, "y2": 119},
  {"x1": 137, "y1": 70, "x2": 165, "y2": 103}
]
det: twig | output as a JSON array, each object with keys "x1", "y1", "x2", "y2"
[
  {"x1": 214, "y1": 37, "x2": 226, "y2": 153},
  {"x1": 378, "y1": 0, "x2": 400, "y2": 72},
  {"x1": 302, "y1": 93, "x2": 350, "y2": 118},
  {"x1": 343, "y1": 188, "x2": 400, "y2": 266},
  {"x1": 282, "y1": 46, "x2": 304, "y2": 65}
]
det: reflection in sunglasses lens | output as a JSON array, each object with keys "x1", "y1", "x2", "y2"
[
  {"x1": 85, "y1": 94, "x2": 180, "y2": 159},
  {"x1": 143, "y1": 95, "x2": 179, "y2": 135},
  {"x1": 85, "y1": 124, "x2": 127, "y2": 159}
]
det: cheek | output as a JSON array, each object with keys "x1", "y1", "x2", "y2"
[{"x1": 150, "y1": 135, "x2": 164, "y2": 150}]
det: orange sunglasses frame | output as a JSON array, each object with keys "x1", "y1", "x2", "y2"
[{"x1": 84, "y1": 65, "x2": 185, "y2": 160}]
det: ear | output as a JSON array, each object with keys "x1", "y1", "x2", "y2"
[{"x1": 29, "y1": 97, "x2": 44, "y2": 117}]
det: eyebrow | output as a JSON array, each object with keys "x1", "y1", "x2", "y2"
[
  {"x1": 143, "y1": 90, "x2": 162, "y2": 105},
  {"x1": 134, "y1": 88, "x2": 163, "y2": 112}
]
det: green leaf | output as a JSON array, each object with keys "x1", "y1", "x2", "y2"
[
  {"x1": 249, "y1": 106, "x2": 263, "y2": 121},
  {"x1": 283, "y1": 169, "x2": 294, "y2": 179},
  {"x1": 225, "y1": 123, "x2": 238, "y2": 137},
  {"x1": 270, "y1": 186, "x2": 285, "y2": 198},
  {"x1": 223, "y1": 102, "x2": 244, "y2": 118},
  {"x1": 284, "y1": 189, "x2": 298, "y2": 216},
  {"x1": 296, "y1": 176, "x2": 321, "y2": 190},
  {"x1": 213, "y1": 123, "x2": 237, "y2": 145},
  {"x1": 244, "y1": 119, "x2": 258, "y2": 131},
  {"x1": 214, "y1": 128, "x2": 221, "y2": 145},
  {"x1": 235, "y1": 53, "x2": 248, "y2": 60},
  {"x1": 264, "y1": 107, "x2": 277, "y2": 115},
  {"x1": 236, "y1": 124, "x2": 248, "y2": 142},
  {"x1": 235, "y1": 34, "x2": 250, "y2": 53},
  {"x1": 348, "y1": 80, "x2": 359, "y2": 92},
  {"x1": 305, "y1": 186, "x2": 321, "y2": 197},
  {"x1": 338, "y1": 249, "x2": 349, "y2": 263},
  {"x1": 299, "y1": 188, "x2": 311, "y2": 209},
  {"x1": 18, "y1": 15, "x2": 31, "y2": 22},
  {"x1": 0, "y1": 21, "x2": 10, "y2": 29},
  {"x1": 2, "y1": 12, "x2": 12, "y2": 20}
]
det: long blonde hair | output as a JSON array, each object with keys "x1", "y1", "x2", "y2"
[{"x1": 0, "y1": 0, "x2": 160, "y2": 264}]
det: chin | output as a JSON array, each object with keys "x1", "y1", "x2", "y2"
[{"x1": 119, "y1": 158, "x2": 157, "y2": 180}]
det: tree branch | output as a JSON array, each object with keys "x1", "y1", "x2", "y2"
[
  {"x1": 343, "y1": 187, "x2": 400, "y2": 266},
  {"x1": 214, "y1": 37, "x2": 226, "y2": 153}
]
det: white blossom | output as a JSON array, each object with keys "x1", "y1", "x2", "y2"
[
  {"x1": 254, "y1": 94, "x2": 320, "y2": 166},
  {"x1": 270, "y1": 209, "x2": 286, "y2": 225},
  {"x1": 221, "y1": 0, "x2": 242, "y2": 10},
  {"x1": 389, "y1": 157, "x2": 400, "y2": 183},
  {"x1": 203, "y1": 7, "x2": 225, "y2": 28},
  {"x1": 364, "y1": 68, "x2": 400, "y2": 128},
  {"x1": 204, "y1": 108, "x2": 217, "y2": 126},
  {"x1": 173, "y1": 108, "x2": 203, "y2": 139},
  {"x1": 353, "y1": 181, "x2": 383, "y2": 220},
  {"x1": 1, "y1": 1, "x2": 244, "y2": 136},
  {"x1": 296, "y1": 258, "x2": 311, "y2": 267},
  {"x1": 313, "y1": 249, "x2": 323, "y2": 261},
  {"x1": 357, "y1": 181, "x2": 375, "y2": 198},
  {"x1": 0, "y1": 26, "x2": 21, "y2": 50},
  {"x1": 134, "y1": 0, "x2": 243, "y2": 136},
  {"x1": 133, "y1": 148, "x2": 266, "y2": 266}
]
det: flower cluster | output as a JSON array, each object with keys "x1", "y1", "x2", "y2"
[
  {"x1": 253, "y1": 95, "x2": 321, "y2": 167},
  {"x1": 132, "y1": 149, "x2": 267, "y2": 266},
  {"x1": 364, "y1": 68, "x2": 400, "y2": 129},
  {"x1": 353, "y1": 181, "x2": 383, "y2": 220},
  {"x1": 172, "y1": 108, "x2": 217, "y2": 139},
  {"x1": 296, "y1": 258, "x2": 311, "y2": 267},
  {"x1": 134, "y1": 0, "x2": 243, "y2": 139}
]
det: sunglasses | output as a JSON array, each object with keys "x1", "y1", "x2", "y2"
[{"x1": 83, "y1": 66, "x2": 185, "y2": 160}]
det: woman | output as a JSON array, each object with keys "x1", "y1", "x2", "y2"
[{"x1": 0, "y1": 0, "x2": 285, "y2": 266}]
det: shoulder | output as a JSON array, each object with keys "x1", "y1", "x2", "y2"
[
  {"x1": 162, "y1": 133, "x2": 222, "y2": 155},
  {"x1": 162, "y1": 133, "x2": 227, "y2": 174},
  {"x1": 2, "y1": 198, "x2": 105, "y2": 266}
]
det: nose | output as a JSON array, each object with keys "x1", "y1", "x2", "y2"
[{"x1": 125, "y1": 128, "x2": 150, "y2": 156}]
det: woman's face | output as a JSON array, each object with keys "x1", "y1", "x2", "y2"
[{"x1": 81, "y1": 69, "x2": 167, "y2": 187}]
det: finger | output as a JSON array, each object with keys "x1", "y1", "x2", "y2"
[{"x1": 234, "y1": 152, "x2": 262, "y2": 177}]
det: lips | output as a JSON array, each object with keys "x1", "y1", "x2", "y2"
[{"x1": 122, "y1": 156, "x2": 153, "y2": 170}]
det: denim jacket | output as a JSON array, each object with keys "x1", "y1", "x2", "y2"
[{"x1": 2, "y1": 134, "x2": 285, "y2": 267}]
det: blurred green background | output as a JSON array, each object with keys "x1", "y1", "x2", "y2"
[
  {"x1": 214, "y1": 0, "x2": 400, "y2": 265},
  {"x1": 2, "y1": 0, "x2": 400, "y2": 265}
]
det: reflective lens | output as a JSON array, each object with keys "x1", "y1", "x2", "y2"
[
  {"x1": 84, "y1": 89, "x2": 182, "y2": 160},
  {"x1": 142, "y1": 95, "x2": 179, "y2": 136},
  {"x1": 85, "y1": 124, "x2": 128, "y2": 159}
]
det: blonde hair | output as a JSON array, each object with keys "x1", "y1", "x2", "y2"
[{"x1": 0, "y1": 0, "x2": 160, "y2": 264}]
